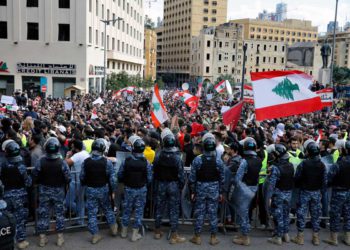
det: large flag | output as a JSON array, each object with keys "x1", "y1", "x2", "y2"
[
  {"x1": 151, "y1": 84, "x2": 168, "y2": 128},
  {"x1": 251, "y1": 70, "x2": 322, "y2": 121},
  {"x1": 316, "y1": 88, "x2": 333, "y2": 107},
  {"x1": 222, "y1": 101, "x2": 243, "y2": 130},
  {"x1": 214, "y1": 80, "x2": 226, "y2": 93},
  {"x1": 112, "y1": 86, "x2": 136, "y2": 100},
  {"x1": 243, "y1": 85, "x2": 254, "y2": 104},
  {"x1": 182, "y1": 93, "x2": 199, "y2": 113}
]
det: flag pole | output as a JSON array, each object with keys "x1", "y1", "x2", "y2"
[
  {"x1": 241, "y1": 43, "x2": 248, "y2": 101},
  {"x1": 330, "y1": 0, "x2": 339, "y2": 88}
]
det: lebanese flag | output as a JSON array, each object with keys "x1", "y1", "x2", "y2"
[
  {"x1": 222, "y1": 101, "x2": 243, "y2": 130},
  {"x1": 112, "y1": 86, "x2": 136, "y2": 99},
  {"x1": 91, "y1": 107, "x2": 98, "y2": 120},
  {"x1": 316, "y1": 88, "x2": 333, "y2": 107},
  {"x1": 182, "y1": 93, "x2": 199, "y2": 113},
  {"x1": 151, "y1": 84, "x2": 168, "y2": 128},
  {"x1": 251, "y1": 70, "x2": 322, "y2": 121},
  {"x1": 196, "y1": 82, "x2": 203, "y2": 98},
  {"x1": 243, "y1": 85, "x2": 254, "y2": 104},
  {"x1": 214, "y1": 80, "x2": 226, "y2": 93}
]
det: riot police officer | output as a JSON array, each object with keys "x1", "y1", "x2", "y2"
[
  {"x1": 292, "y1": 140, "x2": 327, "y2": 246},
  {"x1": 153, "y1": 128, "x2": 186, "y2": 244},
  {"x1": 118, "y1": 136, "x2": 152, "y2": 242},
  {"x1": 324, "y1": 140, "x2": 350, "y2": 246},
  {"x1": 32, "y1": 137, "x2": 71, "y2": 247},
  {"x1": 0, "y1": 180, "x2": 16, "y2": 250},
  {"x1": 0, "y1": 140, "x2": 31, "y2": 249},
  {"x1": 267, "y1": 144, "x2": 294, "y2": 245},
  {"x1": 80, "y1": 139, "x2": 118, "y2": 244},
  {"x1": 233, "y1": 137, "x2": 262, "y2": 246},
  {"x1": 189, "y1": 133, "x2": 224, "y2": 245}
]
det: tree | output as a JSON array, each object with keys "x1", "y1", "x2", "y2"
[
  {"x1": 143, "y1": 76, "x2": 154, "y2": 89},
  {"x1": 333, "y1": 65, "x2": 350, "y2": 84},
  {"x1": 144, "y1": 15, "x2": 155, "y2": 29},
  {"x1": 106, "y1": 71, "x2": 129, "y2": 90},
  {"x1": 215, "y1": 74, "x2": 235, "y2": 85}
]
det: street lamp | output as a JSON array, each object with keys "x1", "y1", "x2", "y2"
[
  {"x1": 330, "y1": 0, "x2": 339, "y2": 88},
  {"x1": 241, "y1": 43, "x2": 248, "y2": 101},
  {"x1": 100, "y1": 17, "x2": 123, "y2": 92}
]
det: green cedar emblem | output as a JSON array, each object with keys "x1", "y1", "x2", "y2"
[
  {"x1": 272, "y1": 77, "x2": 300, "y2": 100},
  {"x1": 153, "y1": 103, "x2": 160, "y2": 111}
]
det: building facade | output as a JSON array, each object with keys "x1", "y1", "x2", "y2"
[
  {"x1": 319, "y1": 31, "x2": 350, "y2": 69},
  {"x1": 144, "y1": 28, "x2": 157, "y2": 80},
  {"x1": 231, "y1": 19, "x2": 318, "y2": 45},
  {"x1": 191, "y1": 23, "x2": 287, "y2": 84},
  {"x1": 158, "y1": 0, "x2": 228, "y2": 84},
  {"x1": 275, "y1": 2, "x2": 287, "y2": 22},
  {"x1": 327, "y1": 21, "x2": 339, "y2": 34},
  {"x1": 0, "y1": 0, "x2": 144, "y2": 98}
]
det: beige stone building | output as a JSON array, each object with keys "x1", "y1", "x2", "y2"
[
  {"x1": 158, "y1": 0, "x2": 228, "y2": 84},
  {"x1": 319, "y1": 31, "x2": 350, "y2": 68},
  {"x1": 231, "y1": 19, "x2": 318, "y2": 44},
  {"x1": 144, "y1": 28, "x2": 157, "y2": 80},
  {"x1": 191, "y1": 22, "x2": 287, "y2": 84}
]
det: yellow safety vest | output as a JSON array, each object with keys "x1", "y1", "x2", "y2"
[
  {"x1": 332, "y1": 149, "x2": 340, "y2": 163},
  {"x1": 259, "y1": 150, "x2": 268, "y2": 184},
  {"x1": 83, "y1": 139, "x2": 94, "y2": 153},
  {"x1": 288, "y1": 149, "x2": 302, "y2": 169},
  {"x1": 21, "y1": 134, "x2": 27, "y2": 148}
]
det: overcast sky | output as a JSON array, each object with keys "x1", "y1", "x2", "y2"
[{"x1": 144, "y1": 0, "x2": 350, "y2": 33}]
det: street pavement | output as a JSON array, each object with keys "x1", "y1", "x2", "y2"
[{"x1": 26, "y1": 223, "x2": 349, "y2": 250}]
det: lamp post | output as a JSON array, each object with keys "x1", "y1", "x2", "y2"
[
  {"x1": 100, "y1": 17, "x2": 123, "y2": 92},
  {"x1": 241, "y1": 43, "x2": 248, "y2": 100},
  {"x1": 330, "y1": 0, "x2": 339, "y2": 88}
]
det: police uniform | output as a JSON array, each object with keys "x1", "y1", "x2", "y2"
[
  {"x1": 268, "y1": 155, "x2": 294, "y2": 245},
  {"x1": 189, "y1": 152, "x2": 224, "y2": 245},
  {"x1": 80, "y1": 155, "x2": 117, "y2": 242},
  {"x1": 118, "y1": 136, "x2": 152, "y2": 242},
  {"x1": 0, "y1": 181, "x2": 16, "y2": 250},
  {"x1": 325, "y1": 155, "x2": 350, "y2": 246},
  {"x1": 153, "y1": 128, "x2": 185, "y2": 244},
  {"x1": 292, "y1": 141, "x2": 327, "y2": 246},
  {"x1": 288, "y1": 149, "x2": 303, "y2": 169}
]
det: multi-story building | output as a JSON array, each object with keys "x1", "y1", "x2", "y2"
[
  {"x1": 319, "y1": 31, "x2": 350, "y2": 68},
  {"x1": 327, "y1": 21, "x2": 339, "y2": 34},
  {"x1": 158, "y1": 0, "x2": 228, "y2": 83},
  {"x1": 258, "y1": 10, "x2": 276, "y2": 22},
  {"x1": 231, "y1": 18, "x2": 318, "y2": 45},
  {"x1": 144, "y1": 28, "x2": 157, "y2": 80},
  {"x1": 155, "y1": 26, "x2": 163, "y2": 77},
  {"x1": 275, "y1": 2, "x2": 287, "y2": 22},
  {"x1": 191, "y1": 22, "x2": 287, "y2": 84},
  {"x1": 0, "y1": 0, "x2": 144, "y2": 97}
]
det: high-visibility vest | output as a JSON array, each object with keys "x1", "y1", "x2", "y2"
[
  {"x1": 83, "y1": 139, "x2": 94, "y2": 153},
  {"x1": 332, "y1": 149, "x2": 340, "y2": 163},
  {"x1": 258, "y1": 150, "x2": 268, "y2": 184},
  {"x1": 288, "y1": 149, "x2": 302, "y2": 169},
  {"x1": 21, "y1": 134, "x2": 27, "y2": 148}
]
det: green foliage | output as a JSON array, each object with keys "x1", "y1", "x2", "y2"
[
  {"x1": 156, "y1": 77, "x2": 165, "y2": 89},
  {"x1": 144, "y1": 15, "x2": 155, "y2": 29},
  {"x1": 215, "y1": 74, "x2": 235, "y2": 85},
  {"x1": 106, "y1": 71, "x2": 143, "y2": 90},
  {"x1": 272, "y1": 77, "x2": 300, "y2": 100},
  {"x1": 333, "y1": 66, "x2": 350, "y2": 84}
]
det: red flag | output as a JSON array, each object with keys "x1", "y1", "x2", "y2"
[{"x1": 222, "y1": 101, "x2": 243, "y2": 130}]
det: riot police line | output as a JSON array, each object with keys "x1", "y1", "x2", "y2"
[{"x1": 0, "y1": 131, "x2": 350, "y2": 249}]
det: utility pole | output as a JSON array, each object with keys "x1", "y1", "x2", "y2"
[
  {"x1": 100, "y1": 17, "x2": 123, "y2": 92},
  {"x1": 330, "y1": 0, "x2": 339, "y2": 88},
  {"x1": 241, "y1": 43, "x2": 248, "y2": 100}
]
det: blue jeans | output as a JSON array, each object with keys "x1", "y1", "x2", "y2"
[{"x1": 66, "y1": 181, "x2": 85, "y2": 225}]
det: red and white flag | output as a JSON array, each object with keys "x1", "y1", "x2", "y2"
[
  {"x1": 243, "y1": 85, "x2": 254, "y2": 104},
  {"x1": 251, "y1": 70, "x2": 322, "y2": 121},
  {"x1": 151, "y1": 84, "x2": 168, "y2": 128},
  {"x1": 214, "y1": 80, "x2": 226, "y2": 93},
  {"x1": 196, "y1": 82, "x2": 203, "y2": 98},
  {"x1": 316, "y1": 88, "x2": 333, "y2": 107},
  {"x1": 222, "y1": 101, "x2": 243, "y2": 130},
  {"x1": 91, "y1": 107, "x2": 98, "y2": 120},
  {"x1": 182, "y1": 93, "x2": 199, "y2": 113},
  {"x1": 112, "y1": 86, "x2": 136, "y2": 100}
]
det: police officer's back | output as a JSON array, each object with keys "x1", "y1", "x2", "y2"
[{"x1": 0, "y1": 180, "x2": 15, "y2": 250}]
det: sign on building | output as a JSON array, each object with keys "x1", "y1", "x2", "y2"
[{"x1": 17, "y1": 63, "x2": 76, "y2": 75}]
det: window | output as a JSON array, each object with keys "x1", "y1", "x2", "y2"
[
  {"x1": 58, "y1": 24, "x2": 70, "y2": 41},
  {"x1": 27, "y1": 22, "x2": 39, "y2": 40},
  {"x1": 89, "y1": 0, "x2": 92, "y2": 12},
  {"x1": 232, "y1": 55, "x2": 235, "y2": 61},
  {"x1": 107, "y1": 35, "x2": 109, "y2": 49},
  {"x1": 89, "y1": 27, "x2": 92, "y2": 43},
  {"x1": 212, "y1": 9, "x2": 217, "y2": 14},
  {"x1": 219, "y1": 41, "x2": 222, "y2": 48},
  {"x1": 27, "y1": 0, "x2": 38, "y2": 7},
  {"x1": 218, "y1": 67, "x2": 221, "y2": 74},
  {"x1": 112, "y1": 13, "x2": 116, "y2": 26},
  {"x1": 211, "y1": 17, "x2": 216, "y2": 22},
  {"x1": 101, "y1": 32, "x2": 104, "y2": 46},
  {"x1": 203, "y1": 8, "x2": 208, "y2": 13},
  {"x1": 206, "y1": 53, "x2": 210, "y2": 60},
  {"x1": 281, "y1": 58, "x2": 284, "y2": 64},
  {"x1": 0, "y1": 0, "x2": 6, "y2": 6},
  {"x1": 59, "y1": 0, "x2": 70, "y2": 8},
  {"x1": 112, "y1": 62, "x2": 115, "y2": 69},
  {"x1": 218, "y1": 54, "x2": 222, "y2": 61},
  {"x1": 206, "y1": 40, "x2": 211, "y2": 47},
  {"x1": 273, "y1": 57, "x2": 277, "y2": 63},
  {"x1": 274, "y1": 45, "x2": 277, "y2": 51},
  {"x1": 112, "y1": 38, "x2": 115, "y2": 50},
  {"x1": 95, "y1": 29, "x2": 98, "y2": 44},
  {"x1": 203, "y1": 17, "x2": 208, "y2": 22},
  {"x1": 102, "y1": 4, "x2": 104, "y2": 18},
  {"x1": 0, "y1": 22, "x2": 7, "y2": 39},
  {"x1": 206, "y1": 67, "x2": 210, "y2": 73}
]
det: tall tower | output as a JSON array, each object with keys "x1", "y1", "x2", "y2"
[
  {"x1": 275, "y1": 2, "x2": 287, "y2": 22},
  {"x1": 159, "y1": 0, "x2": 228, "y2": 83}
]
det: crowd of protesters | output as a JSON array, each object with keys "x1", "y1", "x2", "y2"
[{"x1": 0, "y1": 86, "x2": 349, "y2": 249}]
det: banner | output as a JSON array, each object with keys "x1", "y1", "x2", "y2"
[{"x1": 316, "y1": 88, "x2": 333, "y2": 107}]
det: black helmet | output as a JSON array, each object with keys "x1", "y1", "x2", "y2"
[
  {"x1": 163, "y1": 135, "x2": 175, "y2": 148},
  {"x1": 0, "y1": 180, "x2": 5, "y2": 210},
  {"x1": 343, "y1": 140, "x2": 350, "y2": 155},
  {"x1": 91, "y1": 139, "x2": 106, "y2": 156},
  {"x1": 5, "y1": 141, "x2": 22, "y2": 162},
  {"x1": 133, "y1": 139, "x2": 145, "y2": 153},
  {"x1": 44, "y1": 137, "x2": 60, "y2": 159},
  {"x1": 243, "y1": 137, "x2": 257, "y2": 152},
  {"x1": 306, "y1": 142, "x2": 320, "y2": 157},
  {"x1": 274, "y1": 144, "x2": 287, "y2": 158},
  {"x1": 203, "y1": 138, "x2": 216, "y2": 152}
]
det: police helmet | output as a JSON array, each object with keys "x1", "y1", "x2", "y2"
[
  {"x1": 91, "y1": 138, "x2": 106, "y2": 156},
  {"x1": 202, "y1": 133, "x2": 216, "y2": 152},
  {"x1": 44, "y1": 137, "x2": 61, "y2": 159},
  {"x1": 274, "y1": 144, "x2": 287, "y2": 158},
  {"x1": 163, "y1": 135, "x2": 176, "y2": 148},
  {"x1": 5, "y1": 141, "x2": 22, "y2": 163},
  {"x1": 243, "y1": 137, "x2": 257, "y2": 152},
  {"x1": 133, "y1": 139, "x2": 146, "y2": 154},
  {"x1": 306, "y1": 142, "x2": 320, "y2": 157},
  {"x1": 0, "y1": 180, "x2": 5, "y2": 210},
  {"x1": 343, "y1": 140, "x2": 350, "y2": 155}
]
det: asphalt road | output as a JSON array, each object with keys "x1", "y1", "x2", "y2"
[{"x1": 25, "y1": 224, "x2": 349, "y2": 250}]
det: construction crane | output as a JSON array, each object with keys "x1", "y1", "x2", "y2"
[{"x1": 258, "y1": 8, "x2": 298, "y2": 21}]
